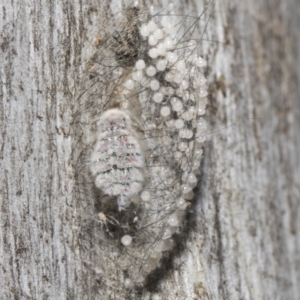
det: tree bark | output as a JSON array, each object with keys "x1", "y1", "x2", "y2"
[{"x1": 1, "y1": 0, "x2": 299, "y2": 299}]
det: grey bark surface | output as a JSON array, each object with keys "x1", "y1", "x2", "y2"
[{"x1": 1, "y1": 0, "x2": 300, "y2": 299}]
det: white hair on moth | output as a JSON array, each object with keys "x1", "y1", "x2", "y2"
[
  {"x1": 73, "y1": 0, "x2": 216, "y2": 295},
  {"x1": 90, "y1": 109, "x2": 144, "y2": 211}
]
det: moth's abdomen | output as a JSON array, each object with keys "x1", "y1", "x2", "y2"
[
  {"x1": 94, "y1": 168, "x2": 143, "y2": 196},
  {"x1": 90, "y1": 109, "x2": 144, "y2": 210}
]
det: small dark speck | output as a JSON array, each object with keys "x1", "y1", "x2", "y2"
[
  {"x1": 37, "y1": 115, "x2": 43, "y2": 121},
  {"x1": 16, "y1": 247, "x2": 28, "y2": 255},
  {"x1": 55, "y1": 126, "x2": 61, "y2": 135},
  {"x1": 16, "y1": 190, "x2": 22, "y2": 196}
]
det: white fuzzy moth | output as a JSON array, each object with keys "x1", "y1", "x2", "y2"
[
  {"x1": 90, "y1": 109, "x2": 144, "y2": 210},
  {"x1": 74, "y1": 0, "x2": 213, "y2": 294}
]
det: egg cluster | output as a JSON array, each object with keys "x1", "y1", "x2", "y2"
[{"x1": 116, "y1": 16, "x2": 208, "y2": 280}]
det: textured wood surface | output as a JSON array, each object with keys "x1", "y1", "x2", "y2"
[{"x1": 1, "y1": 0, "x2": 299, "y2": 299}]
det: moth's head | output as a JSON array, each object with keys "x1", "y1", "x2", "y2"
[{"x1": 97, "y1": 109, "x2": 131, "y2": 131}]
